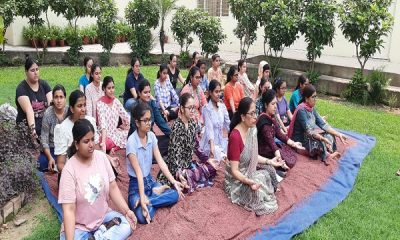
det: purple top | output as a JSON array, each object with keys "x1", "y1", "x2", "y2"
[{"x1": 276, "y1": 97, "x2": 289, "y2": 118}]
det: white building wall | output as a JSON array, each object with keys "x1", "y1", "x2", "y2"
[{"x1": 5, "y1": 0, "x2": 400, "y2": 64}]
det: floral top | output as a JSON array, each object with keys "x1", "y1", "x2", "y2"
[
  {"x1": 97, "y1": 98, "x2": 130, "y2": 148},
  {"x1": 180, "y1": 83, "x2": 207, "y2": 124},
  {"x1": 255, "y1": 96, "x2": 263, "y2": 117},
  {"x1": 85, "y1": 82, "x2": 104, "y2": 120},
  {"x1": 163, "y1": 118, "x2": 208, "y2": 178}
]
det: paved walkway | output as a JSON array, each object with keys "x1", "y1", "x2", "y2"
[{"x1": 4, "y1": 41, "x2": 400, "y2": 74}]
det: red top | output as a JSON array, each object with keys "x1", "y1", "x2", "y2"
[{"x1": 227, "y1": 129, "x2": 244, "y2": 161}]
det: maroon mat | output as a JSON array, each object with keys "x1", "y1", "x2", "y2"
[{"x1": 44, "y1": 135, "x2": 355, "y2": 240}]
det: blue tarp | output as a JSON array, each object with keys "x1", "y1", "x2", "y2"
[
  {"x1": 251, "y1": 130, "x2": 376, "y2": 240},
  {"x1": 38, "y1": 171, "x2": 63, "y2": 222},
  {"x1": 39, "y1": 129, "x2": 376, "y2": 238}
]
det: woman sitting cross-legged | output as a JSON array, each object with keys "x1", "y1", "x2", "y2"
[
  {"x1": 54, "y1": 90, "x2": 100, "y2": 175},
  {"x1": 180, "y1": 66, "x2": 207, "y2": 127},
  {"x1": 97, "y1": 76, "x2": 130, "y2": 154},
  {"x1": 273, "y1": 78, "x2": 292, "y2": 133},
  {"x1": 256, "y1": 89, "x2": 304, "y2": 175},
  {"x1": 154, "y1": 64, "x2": 179, "y2": 122},
  {"x1": 224, "y1": 65, "x2": 244, "y2": 119},
  {"x1": 224, "y1": 97, "x2": 284, "y2": 216},
  {"x1": 38, "y1": 84, "x2": 68, "y2": 172},
  {"x1": 199, "y1": 80, "x2": 230, "y2": 162},
  {"x1": 288, "y1": 85, "x2": 348, "y2": 165},
  {"x1": 126, "y1": 102, "x2": 184, "y2": 224},
  {"x1": 128, "y1": 79, "x2": 171, "y2": 157},
  {"x1": 59, "y1": 119, "x2": 136, "y2": 240},
  {"x1": 85, "y1": 63, "x2": 104, "y2": 119},
  {"x1": 158, "y1": 93, "x2": 219, "y2": 193}
]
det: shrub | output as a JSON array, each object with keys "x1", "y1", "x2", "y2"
[
  {"x1": 171, "y1": 7, "x2": 196, "y2": 53},
  {"x1": 194, "y1": 12, "x2": 226, "y2": 58},
  {"x1": 367, "y1": 68, "x2": 391, "y2": 104},
  {"x1": 99, "y1": 51, "x2": 111, "y2": 66},
  {"x1": 125, "y1": 0, "x2": 159, "y2": 64},
  {"x1": 339, "y1": 0, "x2": 394, "y2": 75},
  {"x1": 0, "y1": 117, "x2": 39, "y2": 207},
  {"x1": 344, "y1": 69, "x2": 369, "y2": 105},
  {"x1": 96, "y1": 0, "x2": 118, "y2": 53},
  {"x1": 306, "y1": 70, "x2": 321, "y2": 85}
]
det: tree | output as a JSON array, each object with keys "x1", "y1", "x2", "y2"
[
  {"x1": 339, "y1": 0, "x2": 394, "y2": 75},
  {"x1": 125, "y1": 0, "x2": 159, "y2": 63},
  {"x1": 0, "y1": 0, "x2": 16, "y2": 52},
  {"x1": 261, "y1": 0, "x2": 302, "y2": 78},
  {"x1": 16, "y1": 0, "x2": 48, "y2": 60},
  {"x1": 229, "y1": 0, "x2": 261, "y2": 60},
  {"x1": 157, "y1": 0, "x2": 177, "y2": 54},
  {"x1": 300, "y1": 0, "x2": 336, "y2": 73},
  {"x1": 194, "y1": 12, "x2": 226, "y2": 58},
  {"x1": 171, "y1": 7, "x2": 197, "y2": 53},
  {"x1": 50, "y1": 0, "x2": 96, "y2": 65}
]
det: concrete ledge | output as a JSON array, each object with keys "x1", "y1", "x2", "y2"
[
  {"x1": 245, "y1": 55, "x2": 400, "y2": 88},
  {"x1": 224, "y1": 62, "x2": 400, "y2": 107}
]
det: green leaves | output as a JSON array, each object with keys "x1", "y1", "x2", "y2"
[
  {"x1": 194, "y1": 12, "x2": 226, "y2": 57},
  {"x1": 229, "y1": 0, "x2": 261, "y2": 59},
  {"x1": 339, "y1": 0, "x2": 394, "y2": 72},
  {"x1": 171, "y1": 7, "x2": 199, "y2": 52},
  {"x1": 300, "y1": 0, "x2": 336, "y2": 70},
  {"x1": 97, "y1": 0, "x2": 118, "y2": 53},
  {"x1": 125, "y1": 0, "x2": 160, "y2": 63},
  {"x1": 125, "y1": 0, "x2": 159, "y2": 29}
]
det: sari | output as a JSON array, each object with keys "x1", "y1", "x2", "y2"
[{"x1": 224, "y1": 127, "x2": 278, "y2": 216}]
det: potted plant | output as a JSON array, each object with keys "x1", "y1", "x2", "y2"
[
  {"x1": 81, "y1": 26, "x2": 90, "y2": 45},
  {"x1": 88, "y1": 25, "x2": 98, "y2": 44},
  {"x1": 48, "y1": 26, "x2": 59, "y2": 47},
  {"x1": 38, "y1": 26, "x2": 50, "y2": 48},
  {"x1": 22, "y1": 26, "x2": 38, "y2": 48},
  {"x1": 115, "y1": 22, "x2": 123, "y2": 43},
  {"x1": 58, "y1": 28, "x2": 66, "y2": 47},
  {"x1": 121, "y1": 23, "x2": 131, "y2": 42}
]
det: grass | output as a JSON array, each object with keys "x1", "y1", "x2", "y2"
[
  {"x1": 23, "y1": 211, "x2": 60, "y2": 240},
  {"x1": 1, "y1": 66, "x2": 399, "y2": 239}
]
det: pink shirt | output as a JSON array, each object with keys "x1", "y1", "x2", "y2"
[{"x1": 58, "y1": 150, "x2": 115, "y2": 232}]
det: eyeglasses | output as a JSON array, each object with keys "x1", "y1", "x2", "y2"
[
  {"x1": 246, "y1": 111, "x2": 257, "y2": 118},
  {"x1": 184, "y1": 106, "x2": 196, "y2": 112},
  {"x1": 138, "y1": 118, "x2": 152, "y2": 125}
]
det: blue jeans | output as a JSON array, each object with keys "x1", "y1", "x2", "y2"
[
  {"x1": 128, "y1": 175, "x2": 179, "y2": 224},
  {"x1": 124, "y1": 98, "x2": 137, "y2": 112},
  {"x1": 60, "y1": 210, "x2": 132, "y2": 240},
  {"x1": 37, "y1": 147, "x2": 56, "y2": 172}
]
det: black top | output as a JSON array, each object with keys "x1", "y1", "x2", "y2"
[
  {"x1": 168, "y1": 67, "x2": 180, "y2": 89},
  {"x1": 15, "y1": 79, "x2": 51, "y2": 136}
]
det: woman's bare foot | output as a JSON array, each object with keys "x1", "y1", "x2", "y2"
[
  {"x1": 330, "y1": 151, "x2": 341, "y2": 160},
  {"x1": 178, "y1": 173, "x2": 190, "y2": 189},
  {"x1": 152, "y1": 185, "x2": 170, "y2": 195}
]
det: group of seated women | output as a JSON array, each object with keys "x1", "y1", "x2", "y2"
[{"x1": 15, "y1": 54, "x2": 347, "y2": 239}]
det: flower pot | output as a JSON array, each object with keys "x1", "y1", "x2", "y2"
[
  {"x1": 83, "y1": 36, "x2": 90, "y2": 45},
  {"x1": 30, "y1": 39, "x2": 38, "y2": 48},
  {"x1": 40, "y1": 39, "x2": 48, "y2": 48},
  {"x1": 58, "y1": 39, "x2": 65, "y2": 47},
  {"x1": 116, "y1": 36, "x2": 122, "y2": 43},
  {"x1": 91, "y1": 37, "x2": 97, "y2": 44},
  {"x1": 49, "y1": 39, "x2": 57, "y2": 47},
  {"x1": 121, "y1": 36, "x2": 126, "y2": 42}
]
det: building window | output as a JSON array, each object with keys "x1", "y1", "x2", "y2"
[{"x1": 197, "y1": 0, "x2": 229, "y2": 17}]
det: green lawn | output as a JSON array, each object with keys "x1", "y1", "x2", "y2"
[{"x1": 1, "y1": 66, "x2": 399, "y2": 239}]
